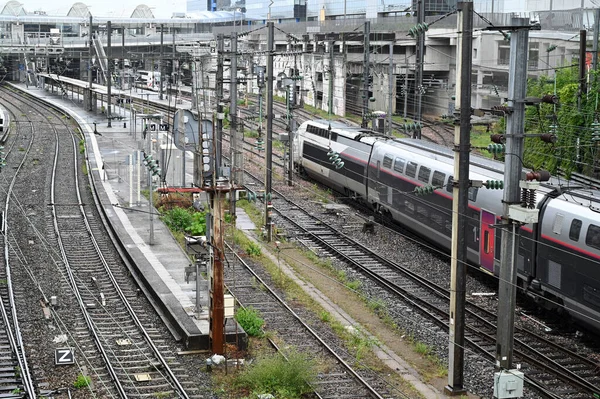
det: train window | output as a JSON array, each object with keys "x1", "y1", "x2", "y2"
[
  {"x1": 483, "y1": 231, "x2": 490, "y2": 253},
  {"x1": 394, "y1": 158, "x2": 405, "y2": 173},
  {"x1": 585, "y1": 224, "x2": 600, "y2": 250},
  {"x1": 418, "y1": 166, "x2": 431, "y2": 183},
  {"x1": 446, "y1": 176, "x2": 454, "y2": 192},
  {"x1": 406, "y1": 162, "x2": 417, "y2": 178},
  {"x1": 569, "y1": 219, "x2": 582, "y2": 241},
  {"x1": 383, "y1": 155, "x2": 393, "y2": 169},
  {"x1": 331, "y1": 132, "x2": 338, "y2": 141},
  {"x1": 432, "y1": 171, "x2": 445, "y2": 187}
]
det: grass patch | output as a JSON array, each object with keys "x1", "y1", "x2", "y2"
[
  {"x1": 235, "y1": 307, "x2": 265, "y2": 337},
  {"x1": 73, "y1": 374, "x2": 91, "y2": 389},
  {"x1": 234, "y1": 351, "x2": 316, "y2": 398}
]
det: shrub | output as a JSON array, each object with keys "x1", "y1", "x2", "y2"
[
  {"x1": 235, "y1": 307, "x2": 264, "y2": 337},
  {"x1": 161, "y1": 207, "x2": 193, "y2": 232},
  {"x1": 245, "y1": 241, "x2": 262, "y2": 257},
  {"x1": 73, "y1": 374, "x2": 91, "y2": 389},
  {"x1": 235, "y1": 351, "x2": 316, "y2": 398}
]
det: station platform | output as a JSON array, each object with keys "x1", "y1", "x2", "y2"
[{"x1": 9, "y1": 82, "x2": 252, "y2": 350}]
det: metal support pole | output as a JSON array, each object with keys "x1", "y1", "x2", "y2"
[
  {"x1": 265, "y1": 21, "x2": 274, "y2": 242},
  {"x1": 593, "y1": 9, "x2": 600, "y2": 72},
  {"x1": 328, "y1": 40, "x2": 334, "y2": 116},
  {"x1": 388, "y1": 42, "x2": 394, "y2": 135},
  {"x1": 415, "y1": 0, "x2": 425, "y2": 138},
  {"x1": 361, "y1": 21, "x2": 370, "y2": 128},
  {"x1": 230, "y1": 32, "x2": 239, "y2": 221},
  {"x1": 107, "y1": 21, "x2": 112, "y2": 128},
  {"x1": 445, "y1": 1, "x2": 472, "y2": 395},
  {"x1": 496, "y1": 16, "x2": 530, "y2": 372},
  {"x1": 159, "y1": 24, "x2": 164, "y2": 100},
  {"x1": 577, "y1": 29, "x2": 587, "y2": 167},
  {"x1": 404, "y1": 52, "x2": 409, "y2": 118},
  {"x1": 88, "y1": 15, "x2": 93, "y2": 111},
  {"x1": 216, "y1": 34, "x2": 224, "y2": 176},
  {"x1": 145, "y1": 117, "x2": 155, "y2": 245}
]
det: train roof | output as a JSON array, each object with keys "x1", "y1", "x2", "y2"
[{"x1": 303, "y1": 119, "x2": 385, "y2": 142}]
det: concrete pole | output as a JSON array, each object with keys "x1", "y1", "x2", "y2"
[
  {"x1": 265, "y1": 22, "x2": 274, "y2": 242},
  {"x1": 404, "y1": 52, "x2": 408, "y2": 118},
  {"x1": 496, "y1": 17, "x2": 530, "y2": 371},
  {"x1": 107, "y1": 20, "x2": 112, "y2": 128},
  {"x1": 361, "y1": 21, "x2": 370, "y2": 128},
  {"x1": 445, "y1": 1, "x2": 472, "y2": 395},
  {"x1": 88, "y1": 15, "x2": 93, "y2": 111}
]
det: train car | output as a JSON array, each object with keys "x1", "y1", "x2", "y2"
[
  {"x1": 294, "y1": 119, "x2": 600, "y2": 332},
  {"x1": 0, "y1": 105, "x2": 9, "y2": 143},
  {"x1": 135, "y1": 70, "x2": 163, "y2": 92}
]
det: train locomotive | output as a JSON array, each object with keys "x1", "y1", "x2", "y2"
[{"x1": 293, "y1": 119, "x2": 600, "y2": 333}]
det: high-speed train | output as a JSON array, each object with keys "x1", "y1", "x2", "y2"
[{"x1": 293, "y1": 119, "x2": 600, "y2": 332}]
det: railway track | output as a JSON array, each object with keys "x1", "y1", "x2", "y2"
[
  {"x1": 0, "y1": 85, "x2": 211, "y2": 398},
  {"x1": 223, "y1": 242, "x2": 397, "y2": 399},
  {"x1": 0, "y1": 100, "x2": 38, "y2": 397},
  {"x1": 239, "y1": 166, "x2": 600, "y2": 399}
]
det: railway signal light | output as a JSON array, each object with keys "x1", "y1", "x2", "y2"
[
  {"x1": 142, "y1": 151, "x2": 160, "y2": 177},
  {"x1": 483, "y1": 180, "x2": 504, "y2": 190},
  {"x1": 257, "y1": 68, "x2": 265, "y2": 87},
  {"x1": 266, "y1": 201, "x2": 273, "y2": 218}
]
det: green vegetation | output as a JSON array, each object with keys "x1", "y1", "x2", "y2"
[
  {"x1": 73, "y1": 374, "x2": 91, "y2": 389},
  {"x1": 78, "y1": 139, "x2": 85, "y2": 154},
  {"x1": 235, "y1": 307, "x2": 265, "y2": 337},
  {"x1": 519, "y1": 67, "x2": 600, "y2": 177},
  {"x1": 234, "y1": 351, "x2": 316, "y2": 398}
]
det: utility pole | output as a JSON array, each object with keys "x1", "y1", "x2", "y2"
[
  {"x1": 88, "y1": 15, "x2": 93, "y2": 111},
  {"x1": 415, "y1": 0, "x2": 426, "y2": 138},
  {"x1": 215, "y1": 34, "x2": 224, "y2": 177},
  {"x1": 361, "y1": 21, "x2": 370, "y2": 128},
  {"x1": 159, "y1": 24, "x2": 164, "y2": 100},
  {"x1": 230, "y1": 32, "x2": 240, "y2": 222},
  {"x1": 445, "y1": 1, "x2": 472, "y2": 395},
  {"x1": 209, "y1": 179, "x2": 227, "y2": 355},
  {"x1": 404, "y1": 52, "x2": 409, "y2": 118},
  {"x1": 265, "y1": 21, "x2": 274, "y2": 242},
  {"x1": 388, "y1": 42, "x2": 394, "y2": 135},
  {"x1": 107, "y1": 20, "x2": 112, "y2": 128},
  {"x1": 496, "y1": 16, "x2": 530, "y2": 372}
]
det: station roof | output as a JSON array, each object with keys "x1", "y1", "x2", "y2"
[{"x1": 0, "y1": 1, "x2": 242, "y2": 23}]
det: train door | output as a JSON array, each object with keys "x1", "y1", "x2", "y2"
[{"x1": 480, "y1": 209, "x2": 495, "y2": 273}]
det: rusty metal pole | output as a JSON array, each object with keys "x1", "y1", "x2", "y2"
[{"x1": 210, "y1": 183, "x2": 226, "y2": 355}]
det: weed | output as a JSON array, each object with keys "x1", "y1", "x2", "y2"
[
  {"x1": 319, "y1": 311, "x2": 331, "y2": 322},
  {"x1": 345, "y1": 279, "x2": 361, "y2": 291},
  {"x1": 245, "y1": 241, "x2": 262, "y2": 257},
  {"x1": 367, "y1": 298, "x2": 386, "y2": 314},
  {"x1": 415, "y1": 342, "x2": 430, "y2": 356},
  {"x1": 234, "y1": 351, "x2": 316, "y2": 397},
  {"x1": 78, "y1": 139, "x2": 85, "y2": 154},
  {"x1": 73, "y1": 374, "x2": 91, "y2": 389},
  {"x1": 235, "y1": 307, "x2": 264, "y2": 337}
]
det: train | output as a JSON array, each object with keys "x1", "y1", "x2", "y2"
[
  {"x1": 293, "y1": 119, "x2": 600, "y2": 333},
  {"x1": 135, "y1": 70, "x2": 163, "y2": 92},
  {"x1": 0, "y1": 105, "x2": 9, "y2": 143}
]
